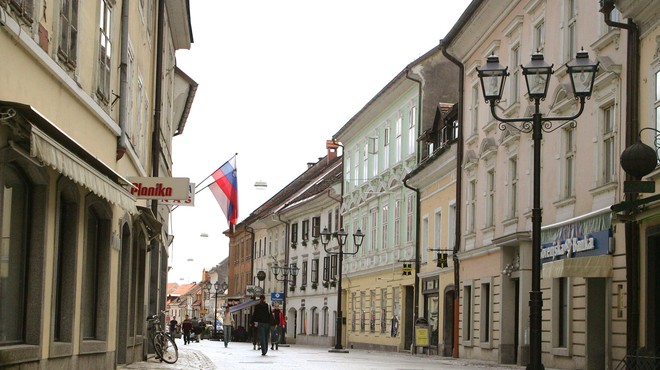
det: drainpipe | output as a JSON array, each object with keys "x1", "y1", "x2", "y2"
[
  {"x1": 246, "y1": 225, "x2": 256, "y2": 290},
  {"x1": 600, "y1": 0, "x2": 640, "y2": 358},
  {"x1": 441, "y1": 39, "x2": 464, "y2": 359},
  {"x1": 116, "y1": 0, "x2": 129, "y2": 160},
  {"x1": 404, "y1": 68, "x2": 424, "y2": 328},
  {"x1": 275, "y1": 213, "x2": 290, "y2": 344}
]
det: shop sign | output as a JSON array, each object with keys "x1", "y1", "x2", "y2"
[
  {"x1": 128, "y1": 177, "x2": 189, "y2": 200},
  {"x1": 541, "y1": 229, "x2": 610, "y2": 263}
]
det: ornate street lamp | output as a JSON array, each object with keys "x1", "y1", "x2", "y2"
[
  {"x1": 271, "y1": 263, "x2": 299, "y2": 345},
  {"x1": 320, "y1": 227, "x2": 365, "y2": 353},
  {"x1": 210, "y1": 280, "x2": 228, "y2": 340},
  {"x1": 477, "y1": 51, "x2": 598, "y2": 370}
]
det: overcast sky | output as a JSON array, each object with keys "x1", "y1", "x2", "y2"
[{"x1": 168, "y1": 0, "x2": 471, "y2": 284}]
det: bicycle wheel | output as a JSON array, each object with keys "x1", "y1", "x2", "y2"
[{"x1": 153, "y1": 332, "x2": 178, "y2": 364}]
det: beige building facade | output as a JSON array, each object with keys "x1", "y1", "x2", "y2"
[
  {"x1": 444, "y1": 1, "x2": 628, "y2": 368},
  {"x1": 0, "y1": 1, "x2": 194, "y2": 368}
]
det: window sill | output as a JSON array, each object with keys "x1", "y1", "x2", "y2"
[
  {"x1": 551, "y1": 346, "x2": 570, "y2": 357},
  {"x1": 80, "y1": 340, "x2": 107, "y2": 354},
  {"x1": 0, "y1": 344, "x2": 40, "y2": 366}
]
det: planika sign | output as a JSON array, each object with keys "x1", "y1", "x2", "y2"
[{"x1": 128, "y1": 177, "x2": 189, "y2": 200}]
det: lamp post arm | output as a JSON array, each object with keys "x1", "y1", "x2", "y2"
[{"x1": 489, "y1": 97, "x2": 587, "y2": 134}]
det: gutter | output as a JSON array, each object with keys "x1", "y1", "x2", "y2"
[
  {"x1": 116, "y1": 0, "x2": 130, "y2": 160},
  {"x1": 599, "y1": 0, "x2": 640, "y2": 358},
  {"x1": 441, "y1": 38, "x2": 464, "y2": 360}
]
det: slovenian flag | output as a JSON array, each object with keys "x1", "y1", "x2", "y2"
[{"x1": 208, "y1": 157, "x2": 238, "y2": 226}]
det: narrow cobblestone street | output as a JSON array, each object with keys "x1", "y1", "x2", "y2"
[{"x1": 119, "y1": 337, "x2": 555, "y2": 370}]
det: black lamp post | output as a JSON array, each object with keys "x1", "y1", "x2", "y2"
[
  {"x1": 211, "y1": 280, "x2": 228, "y2": 340},
  {"x1": 320, "y1": 227, "x2": 365, "y2": 353},
  {"x1": 477, "y1": 50, "x2": 598, "y2": 370},
  {"x1": 271, "y1": 263, "x2": 299, "y2": 345}
]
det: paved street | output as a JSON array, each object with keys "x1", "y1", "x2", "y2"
[{"x1": 119, "y1": 337, "x2": 537, "y2": 370}]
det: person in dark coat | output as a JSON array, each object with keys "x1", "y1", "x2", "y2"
[
  {"x1": 251, "y1": 295, "x2": 272, "y2": 356},
  {"x1": 182, "y1": 315, "x2": 193, "y2": 345}
]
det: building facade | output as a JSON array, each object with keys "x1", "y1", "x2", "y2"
[
  {"x1": 445, "y1": 1, "x2": 628, "y2": 368},
  {"x1": 0, "y1": 1, "x2": 194, "y2": 368}
]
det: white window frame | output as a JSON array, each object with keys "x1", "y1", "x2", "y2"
[
  {"x1": 395, "y1": 115, "x2": 402, "y2": 163},
  {"x1": 408, "y1": 105, "x2": 417, "y2": 155}
]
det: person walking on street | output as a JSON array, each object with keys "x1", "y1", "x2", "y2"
[
  {"x1": 195, "y1": 317, "x2": 205, "y2": 342},
  {"x1": 168, "y1": 318, "x2": 178, "y2": 336},
  {"x1": 271, "y1": 302, "x2": 285, "y2": 350},
  {"x1": 222, "y1": 306, "x2": 234, "y2": 348},
  {"x1": 182, "y1": 315, "x2": 193, "y2": 345},
  {"x1": 251, "y1": 294, "x2": 272, "y2": 356}
]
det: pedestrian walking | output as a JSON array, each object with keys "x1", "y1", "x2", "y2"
[
  {"x1": 195, "y1": 317, "x2": 205, "y2": 342},
  {"x1": 182, "y1": 315, "x2": 193, "y2": 345},
  {"x1": 222, "y1": 306, "x2": 234, "y2": 348},
  {"x1": 270, "y1": 302, "x2": 285, "y2": 350},
  {"x1": 251, "y1": 294, "x2": 272, "y2": 356}
]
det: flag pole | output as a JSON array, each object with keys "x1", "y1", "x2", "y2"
[{"x1": 193, "y1": 153, "x2": 237, "y2": 190}]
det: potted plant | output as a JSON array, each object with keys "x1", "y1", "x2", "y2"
[
  {"x1": 302, "y1": 240, "x2": 308, "y2": 247},
  {"x1": 289, "y1": 286, "x2": 295, "y2": 292},
  {"x1": 291, "y1": 242, "x2": 297, "y2": 249},
  {"x1": 330, "y1": 279, "x2": 337, "y2": 288},
  {"x1": 322, "y1": 281, "x2": 329, "y2": 288},
  {"x1": 312, "y1": 282, "x2": 318, "y2": 289},
  {"x1": 312, "y1": 238, "x2": 319, "y2": 246},
  {"x1": 300, "y1": 285, "x2": 306, "y2": 291}
]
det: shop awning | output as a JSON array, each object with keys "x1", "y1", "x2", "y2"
[
  {"x1": 0, "y1": 101, "x2": 137, "y2": 214},
  {"x1": 229, "y1": 299, "x2": 259, "y2": 313},
  {"x1": 542, "y1": 255, "x2": 613, "y2": 278}
]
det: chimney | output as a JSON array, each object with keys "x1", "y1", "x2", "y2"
[{"x1": 326, "y1": 139, "x2": 338, "y2": 163}]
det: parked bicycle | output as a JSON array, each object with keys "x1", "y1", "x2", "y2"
[{"x1": 147, "y1": 312, "x2": 178, "y2": 364}]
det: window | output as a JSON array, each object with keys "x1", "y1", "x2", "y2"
[
  {"x1": 290, "y1": 262, "x2": 298, "y2": 286},
  {"x1": 380, "y1": 289, "x2": 387, "y2": 334},
  {"x1": 330, "y1": 255, "x2": 337, "y2": 278},
  {"x1": 434, "y1": 210, "x2": 442, "y2": 252},
  {"x1": 480, "y1": 282, "x2": 491, "y2": 343},
  {"x1": 553, "y1": 278, "x2": 570, "y2": 348},
  {"x1": 467, "y1": 180, "x2": 476, "y2": 234},
  {"x1": 408, "y1": 106, "x2": 417, "y2": 155},
  {"x1": 463, "y1": 284, "x2": 472, "y2": 342},
  {"x1": 311, "y1": 258, "x2": 319, "y2": 284},
  {"x1": 392, "y1": 287, "x2": 400, "y2": 337},
  {"x1": 363, "y1": 143, "x2": 368, "y2": 182},
  {"x1": 370, "y1": 137, "x2": 379, "y2": 177},
  {"x1": 54, "y1": 179, "x2": 79, "y2": 343},
  {"x1": 370, "y1": 209, "x2": 377, "y2": 252},
  {"x1": 395, "y1": 116, "x2": 402, "y2": 163},
  {"x1": 353, "y1": 150, "x2": 359, "y2": 187},
  {"x1": 510, "y1": 45, "x2": 520, "y2": 104},
  {"x1": 302, "y1": 219, "x2": 309, "y2": 241},
  {"x1": 323, "y1": 256, "x2": 330, "y2": 282},
  {"x1": 564, "y1": 0, "x2": 577, "y2": 62},
  {"x1": 360, "y1": 291, "x2": 366, "y2": 332},
  {"x1": 97, "y1": 1, "x2": 113, "y2": 103},
  {"x1": 311, "y1": 216, "x2": 321, "y2": 238},
  {"x1": 82, "y1": 195, "x2": 111, "y2": 341},
  {"x1": 301, "y1": 260, "x2": 308, "y2": 286},
  {"x1": 406, "y1": 194, "x2": 414, "y2": 242},
  {"x1": 9, "y1": 0, "x2": 34, "y2": 21},
  {"x1": 394, "y1": 200, "x2": 401, "y2": 246},
  {"x1": 59, "y1": 0, "x2": 79, "y2": 68},
  {"x1": 533, "y1": 19, "x2": 545, "y2": 52},
  {"x1": 311, "y1": 307, "x2": 319, "y2": 335},
  {"x1": 563, "y1": 127, "x2": 576, "y2": 198},
  {"x1": 448, "y1": 203, "x2": 456, "y2": 250},
  {"x1": 327, "y1": 211, "x2": 333, "y2": 235},
  {"x1": 345, "y1": 156, "x2": 351, "y2": 192},
  {"x1": 508, "y1": 157, "x2": 518, "y2": 218},
  {"x1": 351, "y1": 292, "x2": 356, "y2": 332},
  {"x1": 485, "y1": 170, "x2": 495, "y2": 227},
  {"x1": 0, "y1": 165, "x2": 30, "y2": 344},
  {"x1": 382, "y1": 205, "x2": 389, "y2": 249},
  {"x1": 383, "y1": 127, "x2": 390, "y2": 169},
  {"x1": 370, "y1": 290, "x2": 376, "y2": 333},
  {"x1": 470, "y1": 85, "x2": 479, "y2": 135},
  {"x1": 602, "y1": 105, "x2": 616, "y2": 184},
  {"x1": 291, "y1": 223, "x2": 298, "y2": 243},
  {"x1": 422, "y1": 217, "x2": 429, "y2": 263}
]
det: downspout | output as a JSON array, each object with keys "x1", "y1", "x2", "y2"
[
  {"x1": 600, "y1": 0, "x2": 640, "y2": 357},
  {"x1": 246, "y1": 225, "x2": 256, "y2": 291},
  {"x1": 116, "y1": 0, "x2": 129, "y2": 160},
  {"x1": 404, "y1": 68, "x2": 423, "y2": 325},
  {"x1": 441, "y1": 38, "x2": 464, "y2": 359}
]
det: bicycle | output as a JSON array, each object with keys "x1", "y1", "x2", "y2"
[{"x1": 147, "y1": 312, "x2": 178, "y2": 364}]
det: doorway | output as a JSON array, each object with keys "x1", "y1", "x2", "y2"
[
  {"x1": 443, "y1": 287, "x2": 455, "y2": 356},
  {"x1": 586, "y1": 278, "x2": 607, "y2": 370}
]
